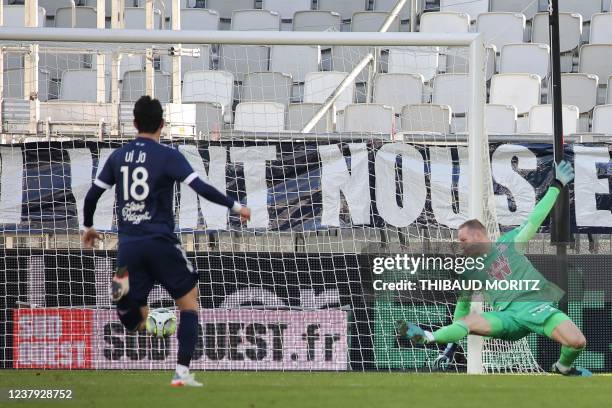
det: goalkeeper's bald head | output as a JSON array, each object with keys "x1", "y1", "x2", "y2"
[{"x1": 458, "y1": 219, "x2": 490, "y2": 256}]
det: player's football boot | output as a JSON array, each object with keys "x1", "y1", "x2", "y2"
[
  {"x1": 395, "y1": 320, "x2": 427, "y2": 344},
  {"x1": 551, "y1": 364, "x2": 593, "y2": 377},
  {"x1": 171, "y1": 372, "x2": 204, "y2": 387},
  {"x1": 111, "y1": 266, "x2": 130, "y2": 302}
]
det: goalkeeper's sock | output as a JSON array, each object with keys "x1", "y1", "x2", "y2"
[
  {"x1": 555, "y1": 345, "x2": 585, "y2": 373},
  {"x1": 177, "y1": 310, "x2": 198, "y2": 369},
  {"x1": 432, "y1": 321, "x2": 469, "y2": 344}
]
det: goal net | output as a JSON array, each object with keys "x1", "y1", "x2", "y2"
[{"x1": 0, "y1": 27, "x2": 540, "y2": 373}]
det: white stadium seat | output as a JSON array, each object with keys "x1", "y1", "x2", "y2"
[
  {"x1": 490, "y1": 73, "x2": 541, "y2": 115},
  {"x1": 351, "y1": 11, "x2": 399, "y2": 32},
  {"x1": 440, "y1": 0, "x2": 489, "y2": 21},
  {"x1": 182, "y1": 70, "x2": 234, "y2": 122},
  {"x1": 400, "y1": 104, "x2": 452, "y2": 133},
  {"x1": 180, "y1": 9, "x2": 219, "y2": 30},
  {"x1": 270, "y1": 45, "x2": 321, "y2": 84},
  {"x1": 262, "y1": 0, "x2": 311, "y2": 21},
  {"x1": 39, "y1": 0, "x2": 74, "y2": 18},
  {"x1": 206, "y1": 0, "x2": 255, "y2": 21},
  {"x1": 373, "y1": 73, "x2": 424, "y2": 113},
  {"x1": 240, "y1": 72, "x2": 293, "y2": 106},
  {"x1": 589, "y1": 13, "x2": 612, "y2": 44},
  {"x1": 234, "y1": 102, "x2": 286, "y2": 132},
  {"x1": 500, "y1": 43, "x2": 550, "y2": 80},
  {"x1": 286, "y1": 103, "x2": 332, "y2": 133},
  {"x1": 485, "y1": 104, "x2": 517, "y2": 134},
  {"x1": 343, "y1": 104, "x2": 395, "y2": 134},
  {"x1": 292, "y1": 10, "x2": 341, "y2": 31},
  {"x1": 317, "y1": 0, "x2": 367, "y2": 21},
  {"x1": 373, "y1": 0, "x2": 421, "y2": 22},
  {"x1": 608, "y1": 75, "x2": 612, "y2": 104},
  {"x1": 528, "y1": 105, "x2": 579, "y2": 134},
  {"x1": 124, "y1": 7, "x2": 162, "y2": 29},
  {"x1": 387, "y1": 47, "x2": 439, "y2": 82},
  {"x1": 180, "y1": 45, "x2": 211, "y2": 77},
  {"x1": 419, "y1": 12, "x2": 470, "y2": 33},
  {"x1": 189, "y1": 102, "x2": 224, "y2": 136},
  {"x1": 532, "y1": 13, "x2": 582, "y2": 53},
  {"x1": 55, "y1": 6, "x2": 97, "y2": 28},
  {"x1": 134, "y1": 0, "x2": 195, "y2": 21},
  {"x1": 561, "y1": 73, "x2": 598, "y2": 114},
  {"x1": 559, "y1": 0, "x2": 602, "y2": 22},
  {"x1": 231, "y1": 9, "x2": 280, "y2": 31},
  {"x1": 2, "y1": 5, "x2": 45, "y2": 27},
  {"x1": 120, "y1": 70, "x2": 171, "y2": 103},
  {"x1": 59, "y1": 70, "x2": 110, "y2": 102},
  {"x1": 476, "y1": 12, "x2": 526, "y2": 51},
  {"x1": 432, "y1": 73, "x2": 470, "y2": 115},
  {"x1": 489, "y1": 0, "x2": 538, "y2": 20},
  {"x1": 592, "y1": 104, "x2": 612, "y2": 134},
  {"x1": 3, "y1": 68, "x2": 50, "y2": 102},
  {"x1": 580, "y1": 45, "x2": 612, "y2": 92},
  {"x1": 303, "y1": 71, "x2": 355, "y2": 112}
]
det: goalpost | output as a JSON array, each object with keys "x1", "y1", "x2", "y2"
[{"x1": 0, "y1": 23, "x2": 540, "y2": 373}]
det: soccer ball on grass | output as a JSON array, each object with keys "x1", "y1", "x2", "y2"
[{"x1": 146, "y1": 308, "x2": 177, "y2": 338}]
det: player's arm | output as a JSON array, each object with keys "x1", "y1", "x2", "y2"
[
  {"x1": 167, "y1": 149, "x2": 251, "y2": 221},
  {"x1": 82, "y1": 155, "x2": 116, "y2": 248},
  {"x1": 513, "y1": 160, "x2": 575, "y2": 246}
]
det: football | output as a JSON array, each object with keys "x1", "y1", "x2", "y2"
[{"x1": 145, "y1": 308, "x2": 177, "y2": 338}]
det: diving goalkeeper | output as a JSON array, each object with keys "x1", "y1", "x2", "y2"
[{"x1": 398, "y1": 160, "x2": 591, "y2": 376}]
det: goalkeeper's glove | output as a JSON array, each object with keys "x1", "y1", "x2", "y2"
[
  {"x1": 433, "y1": 343, "x2": 458, "y2": 371},
  {"x1": 554, "y1": 160, "x2": 575, "y2": 187}
]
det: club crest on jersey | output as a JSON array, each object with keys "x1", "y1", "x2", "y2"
[{"x1": 488, "y1": 255, "x2": 511, "y2": 281}]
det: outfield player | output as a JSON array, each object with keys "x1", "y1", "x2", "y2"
[
  {"x1": 81, "y1": 96, "x2": 251, "y2": 386},
  {"x1": 398, "y1": 160, "x2": 592, "y2": 376}
]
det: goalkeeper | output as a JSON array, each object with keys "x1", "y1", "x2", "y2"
[{"x1": 398, "y1": 160, "x2": 591, "y2": 376}]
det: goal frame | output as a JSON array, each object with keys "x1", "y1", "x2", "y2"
[{"x1": 0, "y1": 26, "x2": 488, "y2": 373}]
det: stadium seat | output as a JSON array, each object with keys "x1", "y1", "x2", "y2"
[
  {"x1": 182, "y1": 70, "x2": 234, "y2": 123},
  {"x1": 589, "y1": 13, "x2": 612, "y2": 44},
  {"x1": 528, "y1": 105, "x2": 579, "y2": 134},
  {"x1": 133, "y1": 0, "x2": 194, "y2": 21},
  {"x1": 607, "y1": 75, "x2": 612, "y2": 104},
  {"x1": 559, "y1": 0, "x2": 602, "y2": 22},
  {"x1": 262, "y1": 0, "x2": 311, "y2": 21},
  {"x1": 269, "y1": 45, "x2": 321, "y2": 84},
  {"x1": 39, "y1": 51, "x2": 89, "y2": 82},
  {"x1": 124, "y1": 7, "x2": 162, "y2": 29},
  {"x1": 432, "y1": 73, "x2": 469, "y2": 116},
  {"x1": 351, "y1": 11, "x2": 400, "y2": 32},
  {"x1": 561, "y1": 73, "x2": 598, "y2": 114},
  {"x1": 179, "y1": 45, "x2": 211, "y2": 78},
  {"x1": 2, "y1": 5, "x2": 45, "y2": 26},
  {"x1": 489, "y1": 73, "x2": 541, "y2": 115},
  {"x1": 440, "y1": 0, "x2": 489, "y2": 21},
  {"x1": 234, "y1": 102, "x2": 286, "y2": 132},
  {"x1": 485, "y1": 104, "x2": 517, "y2": 134},
  {"x1": 231, "y1": 9, "x2": 280, "y2": 31},
  {"x1": 500, "y1": 44, "x2": 550, "y2": 80},
  {"x1": 58, "y1": 70, "x2": 110, "y2": 102},
  {"x1": 38, "y1": 0, "x2": 73, "y2": 18},
  {"x1": 240, "y1": 72, "x2": 292, "y2": 106},
  {"x1": 188, "y1": 102, "x2": 224, "y2": 136},
  {"x1": 317, "y1": 0, "x2": 367, "y2": 21},
  {"x1": 373, "y1": 73, "x2": 424, "y2": 113},
  {"x1": 400, "y1": 104, "x2": 452, "y2": 134},
  {"x1": 592, "y1": 104, "x2": 612, "y2": 134},
  {"x1": 206, "y1": 0, "x2": 255, "y2": 21},
  {"x1": 373, "y1": 0, "x2": 422, "y2": 23},
  {"x1": 303, "y1": 71, "x2": 355, "y2": 112},
  {"x1": 120, "y1": 70, "x2": 171, "y2": 103},
  {"x1": 579, "y1": 45, "x2": 612, "y2": 98},
  {"x1": 387, "y1": 47, "x2": 439, "y2": 82},
  {"x1": 330, "y1": 45, "x2": 376, "y2": 84},
  {"x1": 532, "y1": 12, "x2": 581, "y2": 72},
  {"x1": 419, "y1": 12, "x2": 470, "y2": 33},
  {"x1": 292, "y1": 10, "x2": 341, "y2": 31},
  {"x1": 286, "y1": 103, "x2": 332, "y2": 133},
  {"x1": 2, "y1": 68, "x2": 50, "y2": 102},
  {"x1": 180, "y1": 8, "x2": 219, "y2": 30},
  {"x1": 489, "y1": 0, "x2": 538, "y2": 20},
  {"x1": 343, "y1": 104, "x2": 395, "y2": 134},
  {"x1": 55, "y1": 6, "x2": 97, "y2": 28},
  {"x1": 476, "y1": 13, "x2": 526, "y2": 51}
]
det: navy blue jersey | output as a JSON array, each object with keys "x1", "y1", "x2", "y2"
[{"x1": 86, "y1": 137, "x2": 237, "y2": 243}]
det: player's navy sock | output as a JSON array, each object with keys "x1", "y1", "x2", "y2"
[{"x1": 177, "y1": 310, "x2": 198, "y2": 368}]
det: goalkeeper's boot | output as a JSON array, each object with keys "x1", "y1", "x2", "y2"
[
  {"x1": 396, "y1": 320, "x2": 428, "y2": 345},
  {"x1": 111, "y1": 266, "x2": 130, "y2": 302},
  {"x1": 551, "y1": 363, "x2": 593, "y2": 377},
  {"x1": 171, "y1": 372, "x2": 204, "y2": 387}
]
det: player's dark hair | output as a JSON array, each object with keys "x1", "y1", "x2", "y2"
[
  {"x1": 458, "y1": 219, "x2": 486, "y2": 233},
  {"x1": 133, "y1": 95, "x2": 163, "y2": 133}
]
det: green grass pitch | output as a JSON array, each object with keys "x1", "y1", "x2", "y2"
[{"x1": 1, "y1": 370, "x2": 610, "y2": 408}]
